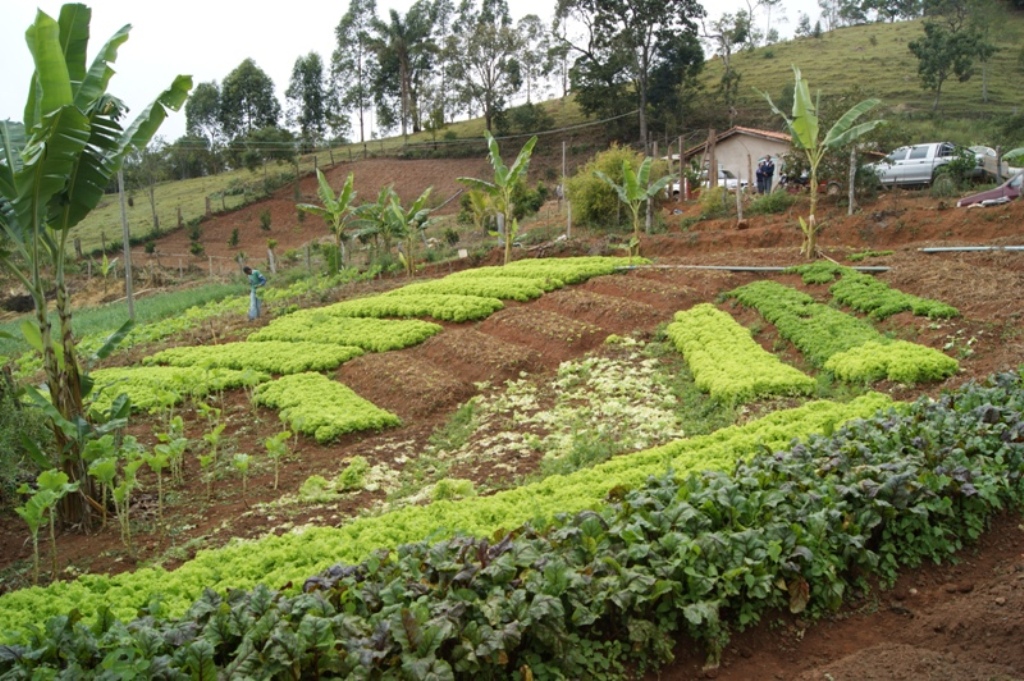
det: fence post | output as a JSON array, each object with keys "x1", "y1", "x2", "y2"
[
  {"x1": 177, "y1": 206, "x2": 183, "y2": 229},
  {"x1": 306, "y1": 244, "x2": 311, "y2": 273}
]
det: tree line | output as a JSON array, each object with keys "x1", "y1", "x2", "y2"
[{"x1": 128, "y1": 0, "x2": 1020, "y2": 190}]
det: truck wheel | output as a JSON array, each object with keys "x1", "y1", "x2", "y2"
[{"x1": 825, "y1": 181, "x2": 841, "y2": 196}]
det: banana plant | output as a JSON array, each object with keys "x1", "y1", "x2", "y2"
[
  {"x1": 0, "y1": 4, "x2": 191, "y2": 527},
  {"x1": 758, "y1": 66, "x2": 883, "y2": 258},
  {"x1": 595, "y1": 157, "x2": 673, "y2": 259},
  {"x1": 458, "y1": 132, "x2": 538, "y2": 265},
  {"x1": 297, "y1": 170, "x2": 357, "y2": 266},
  {"x1": 389, "y1": 187, "x2": 434, "y2": 276}
]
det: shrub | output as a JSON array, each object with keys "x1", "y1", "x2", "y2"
[
  {"x1": 747, "y1": 189, "x2": 797, "y2": 215},
  {"x1": 228, "y1": 228, "x2": 239, "y2": 248},
  {"x1": 0, "y1": 387, "x2": 51, "y2": 504},
  {"x1": 189, "y1": 241, "x2": 204, "y2": 256},
  {"x1": 566, "y1": 144, "x2": 669, "y2": 231},
  {"x1": 259, "y1": 209, "x2": 271, "y2": 232},
  {"x1": 697, "y1": 186, "x2": 731, "y2": 219}
]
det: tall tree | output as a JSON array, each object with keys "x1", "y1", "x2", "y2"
[
  {"x1": 451, "y1": 0, "x2": 523, "y2": 131},
  {"x1": 518, "y1": 14, "x2": 551, "y2": 103},
  {"x1": 333, "y1": 0, "x2": 378, "y2": 147},
  {"x1": 0, "y1": 4, "x2": 191, "y2": 526},
  {"x1": 557, "y1": 0, "x2": 704, "y2": 147},
  {"x1": 431, "y1": 0, "x2": 459, "y2": 125},
  {"x1": 370, "y1": 1, "x2": 436, "y2": 137},
  {"x1": 702, "y1": 12, "x2": 750, "y2": 125},
  {"x1": 908, "y1": 0, "x2": 992, "y2": 111},
  {"x1": 185, "y1": 81, "x2": 223, "y2": 143},
  {"x1": 285, "y1": 51, "x2": 333, "y2": 151},
  {"x1": 219, "y1": 58, "x2": 281, "y2": 138}
]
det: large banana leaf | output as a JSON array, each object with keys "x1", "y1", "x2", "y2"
[{"x1": 23, "y1": 10, "x2": 74, "y2": 128}]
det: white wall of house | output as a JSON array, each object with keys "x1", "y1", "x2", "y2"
[{"x1": 687, "y1": 134, "x2": 792, "y2": 191}]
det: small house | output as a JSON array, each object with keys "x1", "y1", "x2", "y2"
[{"x1": 684, "y1": 126, "x2": 792, "y2": 191}]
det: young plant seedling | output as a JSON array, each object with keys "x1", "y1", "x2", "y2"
[
  {"x1": 15, "y1": 470, "x2": 78, "y2": 584},
  {"x1": 232, "y1": 453, "x2": 252, "y2": 503},
  {"x1": 263, "y1": 430, "x2": 292, "y2": 490}
]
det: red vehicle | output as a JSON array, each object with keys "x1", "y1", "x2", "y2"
[{"x1": 956, "y1": 171, "x2": 1023, "y2": 208}]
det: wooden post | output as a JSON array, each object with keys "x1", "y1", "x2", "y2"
[
  {"x1": 177, "y1": 206, "x2": 183, "y2": 229},
  {"x1": 305, "y1": 244, "x2": 312, "y2": 272},
  {"x1": 707, "y1": 129, "x2": 718, "y2": 189},
  {"x1": 565, "y1": 138, "x2": 573, "y2": 238},
  {"x1": 747, "y1": 154, "x2": 754, "y2": 194},
  {"x1": 74, "y1": 238, "x2": 82, "y2": 259},
  {"x1": 117, "y1": 169, "x2": 135, "y2": 320},
  {"x1": 178, "y1": 258, "x2": 183, "y2": 278},
  {"x1": 208, "y1": 256, "x2": 214, "y2": 279},
  {"x1": 848, "y1": 147, "x2": 858, "y2": 216},
  {"x1": 314, "y1": 156, "x2": 318, "y2": 173},
  {"x1": 647, "y1": 141, "x2": 657, "y2": 235},
  {"x1": 205, "y1": 196, "x2": 211, "y2": 216},
  {"x1": 100, "y1": 230, "x2": 107, "y2": 253},
  {"x1": 329, "y1": 147, "x2": 335, "y2": 165}
]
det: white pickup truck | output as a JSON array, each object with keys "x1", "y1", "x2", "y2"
[{"x1": 867, "y1": 142, "x2": 984, "y2": 187}]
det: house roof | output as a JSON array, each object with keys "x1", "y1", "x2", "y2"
[{"x1": 683, "y1": 126, "x2": 792, "y2": 159}]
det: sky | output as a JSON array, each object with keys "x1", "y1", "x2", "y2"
[{"x1": 1, "y1": 0, "x2": 821, "y2": 142}]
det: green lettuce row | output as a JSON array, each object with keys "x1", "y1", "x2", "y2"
[
  {"x1": 828, "y1": 269, "x2": 959, "y2": 320},
  {"x1": 727, "y1": 281, "x2": 957, "y2": 383},
  {"x1": 449, "y1": 256, "x2": 648, "y2": 285},
  {"x1": 666, "y1": 303, "x2": 815, "y2": 403},
  {"x1": 4, "y1": 374, "x2": 1021, "y2": 677},
  {"x1": 382, "y1": 276, "x2": 551, "y2": 302},
  {"x1": 253, "y1": 372, "x2": 401, "y2": 443},
  {"x1": 142, "y1": 341, "x2": 364, "y2": 374},
  {"x1": 0, "y1": 392, "x2": 889, "y2": 640},
  {"x1": 317, "y1": 293, "x2": 504, "y2": 322},
  {"x1": 88, "y1": 366, "x2": 269, "y2": 415},
  {"x1": 443, "y1": 269, "x2": 567, "y2": 290},
  {"x1": 786, "y1": 261, "x2": 845, "y2": 284},
  {"x1": 728, "y1": 281, "x2": 880, "y2": 366},
  {"x1": 247, "y1": 316, "x2": 443, "y2": 352},
  {"x1": 825, "y1": 340, "x2": 959, "y2": 383}
]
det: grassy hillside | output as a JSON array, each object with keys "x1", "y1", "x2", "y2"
[
  {"x1": 63, "y1": 12, "x2": 1024, "y2": 256},
  {"x1": 701, "y1": 14, "x2": 1024, "y2": 141}
]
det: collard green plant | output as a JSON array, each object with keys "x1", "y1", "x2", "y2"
[
  {"x1": 15, "y1": 470, "x2": 78, "y2": 585},
  {"x1": 758, "y1": 66, "x2": 883, "y2": 259},
  {"x1": 0, "y1": 4, "x2": 191, "y2": 527},
  {"x1": 263, "y1": 431, "x2": 291, "y2": 490}
]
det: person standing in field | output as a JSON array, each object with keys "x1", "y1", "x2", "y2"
[{"x1": 242, "y1": 265, "x2": 267, "y2": 321}]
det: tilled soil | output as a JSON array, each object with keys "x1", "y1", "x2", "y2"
[{"x1": 2, "y1": 156, "x2": 1023, "y2": 679}]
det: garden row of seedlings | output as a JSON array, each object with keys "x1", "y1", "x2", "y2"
[{"x1": 2, "y1": 371, "x2": 1020, "y2": 678}]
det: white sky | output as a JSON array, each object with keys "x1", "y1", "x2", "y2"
[{"x1": 0, "y1": 0, "x2": 821, "y2": 141}]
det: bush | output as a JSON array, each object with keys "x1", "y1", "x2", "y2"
[
  {"x1": 747, "y1": 190, "x2": 797, "y2": 215},
  {"x1": 566, "y1": 144, "x2": 669, "y2": 231},
  {"x1": 697, "y1": 186, "x2": 731, "y2": 219},
  {"x1": 0, "y1": 384, "x2": 51, "y2": 505}
]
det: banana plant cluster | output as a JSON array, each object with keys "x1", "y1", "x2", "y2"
[{"x1": 0, "y1": 3, "x2": 191, "y2": 526}]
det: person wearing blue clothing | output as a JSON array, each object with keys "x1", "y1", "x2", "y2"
[
  {"x1": 762, "y1": 156, "x2": 775, "y2": 193},
  {"x1": 243, "y1": 265, "x2": 267, "y2": 320}
]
